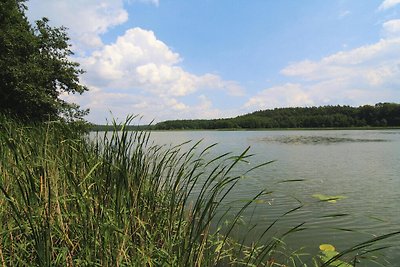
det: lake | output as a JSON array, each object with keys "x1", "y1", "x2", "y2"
[{"x1": 148, "y1": 129, "x2": 400, "y2": 265}]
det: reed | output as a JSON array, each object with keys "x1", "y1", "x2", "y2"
[{"x1": 0, "y1": 115, "x2": 398, "y2": 266}]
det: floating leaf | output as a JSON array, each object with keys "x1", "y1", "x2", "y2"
[
  {"x1": 319, "y1": 244, "x2": 336, "y2": 252},
  {"x1": 319, "y1": 244, "x2": 353, "y2": 267}
]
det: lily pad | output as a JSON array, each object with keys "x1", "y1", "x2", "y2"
[
  {"x1": 319, "y1": 244, "x2": 336, "y2": 252},
  {"x1": 319, "y1": 243, "x2": 353, "y2": 267}
]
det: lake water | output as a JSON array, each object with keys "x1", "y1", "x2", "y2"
[{"x1": 148, "y1": 129, "x2": 400, "y2": 265}]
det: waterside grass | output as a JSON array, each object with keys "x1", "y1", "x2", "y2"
[
  {"x1": 0, "y1": 115, "x2": 398, "y2": 266},
  {"x1": 0, "y1": 115, "x2": 279, "y2": 266}
]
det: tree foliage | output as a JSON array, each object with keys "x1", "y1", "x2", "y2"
[
  {"x1": 0, "y1": 0, "x2": 88, "y2": 122},
  {"x1": 154, "y1": 103, "x2": 400, "y2": 130}
]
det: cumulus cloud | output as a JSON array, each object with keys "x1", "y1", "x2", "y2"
[
  {"x1": 281, "y1": 37, "x2": 400, "y2": 83},
  {"x1": 62, "y1": 87, "x2": 226, "y2": 123},
  {"x1": 27, "y1": 0, "x2": 128, "y2": 50},
  {"x1": 379, "y1": 0, "x2": 400, "y2": 10},
  {"x1": 80, "y1": 28, "x2": 244, "y2": 98},
  {"x1": 244, "y1": 20, "x2": 400, "y2": 111},
  {"x1": 244, "y1": 83, "x2": 314, "y2": 110},
  {"x1": 281, "y1": 38, "x2": 400, "y2": 82},
  {"x1": 26, "y1": 0, "x2": 244, "y2": 123},
  {"x1": 57, "y1": 26, "x2": 243, "y2": 123}
]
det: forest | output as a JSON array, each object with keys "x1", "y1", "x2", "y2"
[{"x1": 154, "y1": 103, "x2": 400, "y2": 130}]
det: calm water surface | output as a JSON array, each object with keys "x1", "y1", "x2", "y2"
[{"x1": 149, "y1": 130, "x2": 400, "y2": 265}]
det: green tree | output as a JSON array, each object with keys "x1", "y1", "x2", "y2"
[{"x1": 0, "y1": 0, "x2": 88, "y2": 122}]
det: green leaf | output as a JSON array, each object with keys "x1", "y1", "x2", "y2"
[
  {"x1": 319, "y1": 244, "x2": 336, "y2": 252},
  {"x1": 319, "y1": 244, "x2": 353, "y2": 267}
]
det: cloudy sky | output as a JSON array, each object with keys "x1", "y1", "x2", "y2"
[{"x1": 27, "y1": 0, "x2": 400, "y2": 124}]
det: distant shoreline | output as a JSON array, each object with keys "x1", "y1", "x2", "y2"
[
  {"x1": 90, "y1": 103, "x2": 400, "y2": 131},
  {"x1": 89, "y1": 125, "x2": 400, "y2": 132}
]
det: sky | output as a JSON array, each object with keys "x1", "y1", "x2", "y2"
[{"x1": 26, "y1": 0, "x2": 400, "y2": 124}]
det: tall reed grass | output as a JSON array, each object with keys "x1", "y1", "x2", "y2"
[{"x1": 0, "y1": 115, "x2": 398, "y2": 266}]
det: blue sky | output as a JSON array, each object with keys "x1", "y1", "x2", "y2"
[{"x1": 27, "y1": 0, "x2": 400, "y2": 123}]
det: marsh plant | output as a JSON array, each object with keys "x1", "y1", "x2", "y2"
[{"x1": 0, "y1": 115, "x2": 398, "y2": 266}]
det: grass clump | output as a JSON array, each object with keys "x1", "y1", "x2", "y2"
[
  {"x1": 0, "y1": 115, "x2": 398, "y2": 266},
  {"x1": 0, "y1": 115, "x2": 277, "y2": 266}
]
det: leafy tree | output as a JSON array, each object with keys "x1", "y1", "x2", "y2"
[
  {"x1": 154, "y1": 103, "x2": 400, "y2": 130},
  {"x1": 0, "y1": 0, "x2": 88, "y2": 122}
]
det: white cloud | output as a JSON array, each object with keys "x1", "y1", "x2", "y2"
[
  {"x1": 80, "y1": 28, "x2": 244, "y2": 98},
  {"x1": 27, "y1": 0, "x2": 128, "y2": 50},
  {"x1": 244, "y1": 20, "x2": 400, "y2": 111},
  {"x1": 136, "y1": 0, "x2": 159, "y2": 6},
  {"x1": 27, "y1": 0, "x2": 244, "y2": 123},
  {"x1": 379, "y1": 0, "x2": 400, "y2": 10},
  {"x1": 281, "y1": 37, "x2": 400, "y2": 84},
  {"x1": 382, "y1": 19, "x2": 400, "y2": 38},
  {"x1": 62, "y1": 87, "x2": 227, "y2": 123},
  {"x1": 56, "y1": 26, "x2": 242, "y2": 123},
  {"x1": 244, "y1": 83, "x2": 314, "y2": 110}
]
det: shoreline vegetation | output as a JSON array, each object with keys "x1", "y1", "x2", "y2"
[
  {"x1": 90, "y1": 103, "x2": 400, "y2": 131},
  {"x1": 1, "y1": 115, "x2": 399, "y2": 266}
]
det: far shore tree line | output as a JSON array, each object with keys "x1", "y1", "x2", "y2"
[{"x1": 153, "y1": 103, "x2": 400, "y2": 130}]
